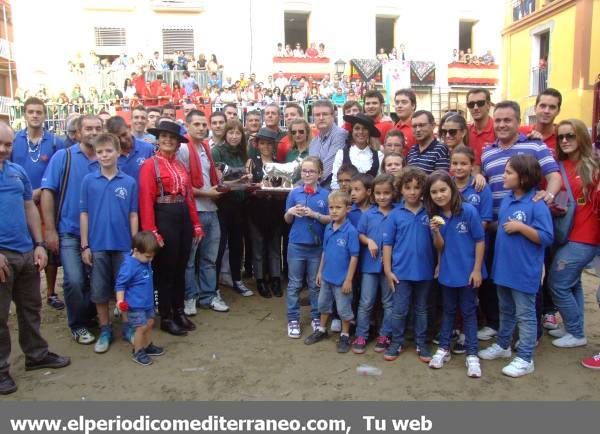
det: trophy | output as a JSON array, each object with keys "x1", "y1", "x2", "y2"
[{"x1": 261, "y1": 157, "x2": 302, "y2": 189}]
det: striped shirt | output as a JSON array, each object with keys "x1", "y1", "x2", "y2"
[
  {"x1": 481, "y1": 133, "x2": 559, "y2": 219},
  {"x1": 406, "y1": 139, "x2": 450, "y2": 174}
]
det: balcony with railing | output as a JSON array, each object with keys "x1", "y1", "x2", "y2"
[
  {"x1": 150, "y1": 0, "x2": 205, "y2": 12},
  {"x1": 0, "y1": 38, "x2": 13, "y2": 60},
  {"x1": 530, "y1": 65, "x2": 548, "y2": 96}
]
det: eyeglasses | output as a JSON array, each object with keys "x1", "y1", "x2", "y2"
[
  {"x1": 291, "y1": 130, "x2": 306, "y2": 135},
  {"x1": 557, "y1": 133, "x2": 576, "y2": 142},
  {"x1": 440, "y1": 129, "x2": 459, "y2": 137},
  {"x1": 302, "y1": 169, "x2": 317, "y2": 175},
  {"x1": 466, "y1": 100, "x2": 487, "y2": 109}
]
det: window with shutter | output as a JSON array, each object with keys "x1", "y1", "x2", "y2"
[
  {"x1": 161, "y1": 27, "x2": 194, "y2": 55},
  {"x1": 94, "y1": 27, "x2": 127, "y2": 47}
]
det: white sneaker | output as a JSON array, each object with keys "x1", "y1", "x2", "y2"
[
  {"x1": 552, "y1": 333, "x2": 587, "y2": 348},
  {"x1": 429, "y1": 348, "x2": 451, "y2": 369},
  {"x1": 288, "y1": 321, "x2": 301, "y2": 339},
  {"x1": 184, "y1": 298, "x2": 197, "y2": 316},
  {"x1": 219, "y1": 273, "x2": 233, "y2": 287},
  {"x1": 72, "y1": 327, "x2": 95, "y2": 345},
  {"x1": 542, "y1": 313, "x2": 559, "y2": 330},
  {"x1": 311, "y1": 318, "x2": 321, "y2": 332},
  {"x1": 330, "y1": 319, "x2": 342, "y2": 333},
  {"x1": 209, "y1": 294, "x2": 230, "y2": 312},
  {"x1": 549, "y1": 327, "x2": 567, "y2": 338},
  {"x1": 502, "y1": 357, "x2": 534, "y2": 377},
  {"x1": 478, "y1": 343, "x2": 511, "y2": 360},
  {"x1": 233, "y1": 281, "x2": 254, "y2": 297},
  {"x1": 477, "y1": 326, "x2": 497, "y2": 341},
  {"x1": 466, "y1": 355, "x2": 482, "y2": 378}
]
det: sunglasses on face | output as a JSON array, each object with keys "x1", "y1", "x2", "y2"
[
  {"x1": 557, "y1": 133, "x2": 576, "y2": 142},
  {"x1": 291, "y1": 130, "x2": 306, "y2": 135},
  {"x1": 467, "y1": 100, "x2": 487, "y2": 109},
  {"x1": 440, "y1": 129, "x2": 459, "y2": 137}
]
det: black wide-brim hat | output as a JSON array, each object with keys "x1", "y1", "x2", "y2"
[
  {"x1": 147, "y1": 120, "x2": 188, "y2": 143},
  {"x1": 254, "y1": 127, "x2": 279, "y2": 143},
  {"x1": 343, "y1": 113, "x2": 381, "y2": 138}
]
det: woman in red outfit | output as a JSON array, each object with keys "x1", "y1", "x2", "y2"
[{"x1": 139, "y1": 121, "x2": 204, "y2": 336}]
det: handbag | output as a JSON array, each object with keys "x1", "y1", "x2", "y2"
[{"x1": 552, "y1": 162, "x2": 576, "y2": 245}]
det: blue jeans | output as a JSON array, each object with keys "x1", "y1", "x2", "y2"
[
  {"x1": 356, "y1": 272, "x2": 393, "y2": 339},
  {"x1": 286, "y1": 243, "x2": 321, "y2": 322},
  {"x1": 496, "y1": 285, "x2": 537, "y2": 362},
  {"x1": 439, "y1": 285, "x2": 478, "y2": 355},
  {"x1": 390, "y1": 280, "x2": 431, "y2": 348},
  {"x1": 185, "y1": 211, "x2": 220, "y2": 305},
  {"x1": 60, "y1": 234, "x2": 95, "y2": 331},
  {"x1": 318, "y1": 281, "x2": 354, "y2": 321},
  {"x1": 549, "y1": 241, "x2": 597, "y2": 339},
  {"x1": 90, "y1": 251, "x2": 125, "y2": 304}
]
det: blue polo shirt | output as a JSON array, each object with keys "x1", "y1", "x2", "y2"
[
  {"x1": 322, "y1": 219, "x2": 360, "y2": 285},
  {"x1": 0, "y1": 161, "x2": 34, "y2": 253},
  {"x1": 481, "y1": 134, "x2": 558, "y2": 218},
  {"x1": 117, "y1": 138, "x2": 155, "y2": 181},
  {"x1": 347, "y1": 203, "x2": 364, "y2": 227},
  {"x1": 11, "y1": 129, "x2": 65, "y2": 189},
  {"x1": 80, "y1": 170, "x2": 138, "y2": 252},
  {"x1": 41, "y1": 145, "x2": 99, "y2": 236},
  {"x1": 115, "y1": 255, "x2": 154, "y2": 309},
  {"x1": 406, "y1": 139, "x2": 450, "y2": 174},
  {"x1": 491, "y1": 190, "x2": 554, "y2": 294},
  {"x1": 438, "y1": 203, "x2": 486, "y2": 288},
  {"x1": 382, "y1": 202, "x2": 434, "y2": 281},
  {"x1": 357, "y1": 205, "x2": 392, "y2": 273},
  {"x1": 286, "y1": 185, "x2": 330, "y2": 246},
  {"x1": 458, "y1": 178, "x2": 493, "y2": 222}
]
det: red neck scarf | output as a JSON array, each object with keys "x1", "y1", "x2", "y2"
[{"x1": 187, "y1": 139, "x2": 219, "y2": 188}]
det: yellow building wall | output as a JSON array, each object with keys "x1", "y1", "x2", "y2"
[{"x1": 503, "y1": 1, "x2": 598, "y2": 126}]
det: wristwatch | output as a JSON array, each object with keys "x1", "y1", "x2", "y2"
[{"x1": 34, "y1": 241, "x2": 47, "y2": 249}]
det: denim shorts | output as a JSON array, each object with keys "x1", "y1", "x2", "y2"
[
  {"x1": 128, "y1": 308, "x2": 155, "y2": 328},
  {"x1": 90, "y1": 251, "x2": 125, "y2": 303},
  {"x1": 318, "y1": 280, "x2": 354, "y2": 321}
]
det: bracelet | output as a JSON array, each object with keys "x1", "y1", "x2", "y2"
[
  {"x1": 80, "y1": 245, "x2": 90, "y2": 252},
  {"x1": 546, "y1": 192, "x2": 555, "y2": 200},
  {"x1": 34, "y1": 241, "x2": 46, "y2": 249}
]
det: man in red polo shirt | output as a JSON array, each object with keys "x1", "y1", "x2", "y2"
[
  {"x1": 363, "y1": 90, "x2": 394, "y2": 147},
  {"x1": 466, "y1": 88, "x2": 496, "y2": 167},
  {"x1": 393, "y1": 88, "x2": 416, "y2": 154},
  {"x1": 518, "y1": 88, "x2": 562, "y2": 156}
]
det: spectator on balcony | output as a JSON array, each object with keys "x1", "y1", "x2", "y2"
[
  {"x1": 274, "y1": 43, "x2": 285, "y2": 57},
  {"x1": 318, "y1": 43, "x2": 326, "y2": 58},
  {"x1": 482, "y1": 50, "x2": 495, "y2": 65},
  {"x1": 331, "y1": 87, "x2": 347, "y2": 107},
  {"x1": 451, "y1": 49, "x2": 459, "y2": 63},
  {"x1": 196, "y1": 54, "x2": 207, "y2": 71},
  {"x1": 284, "y1": 44, "x2": 293, "y2": 57},
  {"x1": 458, "y1": 50, "x2": 467, "y2": 63},
  {"x1": 389, "y1": 47, "x2": 398, "y2": 61},
  {"x1": 376, "y1": 48, "x2": 388, "y2": 61},
  {"x1": 465, "y1": 48, "x2": 474, "y2": 64},
  {"x1": 306, "y1": 42, "x2": 319, "y2": 58},
  {"x1": 207, "y1": 55, "x2": 219, "y2": 74},
  {"x1": 124, "y1": 78, "x2": 136, "y2": 99},
  {"x1": 171, "y1": 81, "x2": 184, "y2": 105},
  {"x1": 175, "y1": 50, "x2": 188, "y2": 71}
]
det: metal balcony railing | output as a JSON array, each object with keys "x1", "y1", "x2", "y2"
[{"x1": 530, "y1": 66, "x2": 548, "y2": 96}]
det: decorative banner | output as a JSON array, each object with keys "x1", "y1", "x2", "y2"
[
  {"x1": 410, "y1": 61, "x2": 436, "y2": 86},
  {"x1": 383, "y1": 60, "x2": 411, "y2": 105},
  {"x1": 350, "y1": 59, "x2": 382, "y2": 82},
  {"x1": 447, "y1": 62, "x2": 499, "y2": 86}
]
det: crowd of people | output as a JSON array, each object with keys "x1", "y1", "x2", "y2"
[
  {"x1": 450, "y1": 48, "x2": 496, "y2": 65},
  {"x1": 274, "y1": 42, "x2": 327, "y2": 58},
  {"x1": 1, "y1": 82, "x2": 599, "y2": 395}
]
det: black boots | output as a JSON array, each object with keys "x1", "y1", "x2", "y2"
[
  {"x1": 271, "y1": 277, "x2": 283, "y2": 297},
  {"x1": 256, "y1": 279, "x2": 272, "y2": 298},
  {"x1": 160, "y1": 318, "x2": 187, "y2": 336},
  {"x1": 174, "y1": 309, "x2": 196, "y2": 331}
]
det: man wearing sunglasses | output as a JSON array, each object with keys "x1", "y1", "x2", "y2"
[{"x1": 467, "y1": 88, "x2": 495, "y2": 167}]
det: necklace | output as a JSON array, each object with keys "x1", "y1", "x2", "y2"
[{"x1": 26, "y1": 130, "x2": 43, "y2": 163}]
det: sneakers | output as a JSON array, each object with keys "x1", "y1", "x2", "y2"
[
  {"x1": 452, "y1": 333, "x2": 466, "y2": 355},
  {"x1": 374, "y1": 335, "x2": 391, "y2": 353},
  {"x1": 502, "y1": 357, "x2": 534, "y2": 377},
  {"x1": 477, "y1": 326, "x2": 497, "y2": 341},
  {"x1": 311, "y1": 318, "x2": 321, "y2": 332},
  {"x1": 383, "y1": 343, "x2": 403, "y2": 361},
  {"x1": 351, "y1": 336, "x2": 367, "y2": 354},
  {"x1": 549, "y1": 327, "x2": 567, "y2": 338},
  {"x1": 466, "y1": 355, "x2": 482, "y2": 378},
  {"x1": 94, "y1": 330, "x2": 112, "y2": 354},
  {"x1": 208, "y1": 294, "x2": 229, "y2": 312},
  {"x1": 330, "y1": 319, "x2": 342, "y2": 333},
  {"x1": 25, "y1": 351, "x2": 71, "y2": 371},
  {"x1": 581, "y1": 352, "x2": 600, "y2": 370},
  {"x1": 304, "y1": 329, "x2": 327, "y2": 345},
  {"x1": 46, "y1": 294, "x2": 65, "y2": 310},
  {"x1": 478, "y1": 343, "x2": 512, "y2": 360},
  {"x1": 144, "y1": 342, "x2": 165, "y2": 356},
  {"x1": 552, "y1": 334, "x2": 587, "y2": 348},
  {"x1": 131, "y1": 349, "x2": 152, "y2": 366},
  {"x1": 417, "y1": 345, "x2": 433, "y2": 363},
  {"x1": 429, "y1": 348, "x2": 451, "y2": 369},
  {"x1": 287, "y1": 321, "x2": 301, "y2": 339},
  {"x1": 337, "y1": 334, "x2": 351, "y2": 353},
  {"x1": 72, "y1": 327, "x2": 95, "y2": 345},
  {"x1": 184, "y1": 298, "x2": 197, "y2": 316},
  {"x1": 542, "y1": 313, "x2": 560, "y2": 330},
  {"x1": 233, "y1": 281, "x2": 254, "y2": 297}
]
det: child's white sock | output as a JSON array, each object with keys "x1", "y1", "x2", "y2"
[{"x1": 318, "y1": 326, "x2": 326, "y2": 333}]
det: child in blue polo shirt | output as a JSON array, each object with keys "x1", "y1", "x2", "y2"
[
  {"x1": 478, "y1": 154, "x2": 553, "y2": 378},
  {"x1": 353, "y1": 174, "x2": 396, "y2": 354},
  {"x1": 335, "y1": 164, "x2": 358, "y2": 194},
  {"x1": 284, "y1": 156, "x2": 331, "y2": 339},
  {"x1": 80, "y1": 133, "x2": 138, "y2": 354},
  {"x1": 348, "y1": 173, "x2": 373, "y2": 227},
  {"x1": 424, "y1": 171, "x2": 485, "y2": 378},
  {"x1": 115, "y1": 231, "x2": 164, "y2": 366},
  {"x1": 304, "y1": 190, "x2": 360, "y2": 353},
  {"x1": 382, "y1": 167, "x2": 434, "y2": 363}
]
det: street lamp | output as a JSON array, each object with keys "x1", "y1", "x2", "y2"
[{"x1": 334, "y1": 59, "x2": 346, "y2": 75}]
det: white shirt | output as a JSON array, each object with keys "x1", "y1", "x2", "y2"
[{"x1": 331, "y1": 145, "x2": 384, "y2": 189}]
